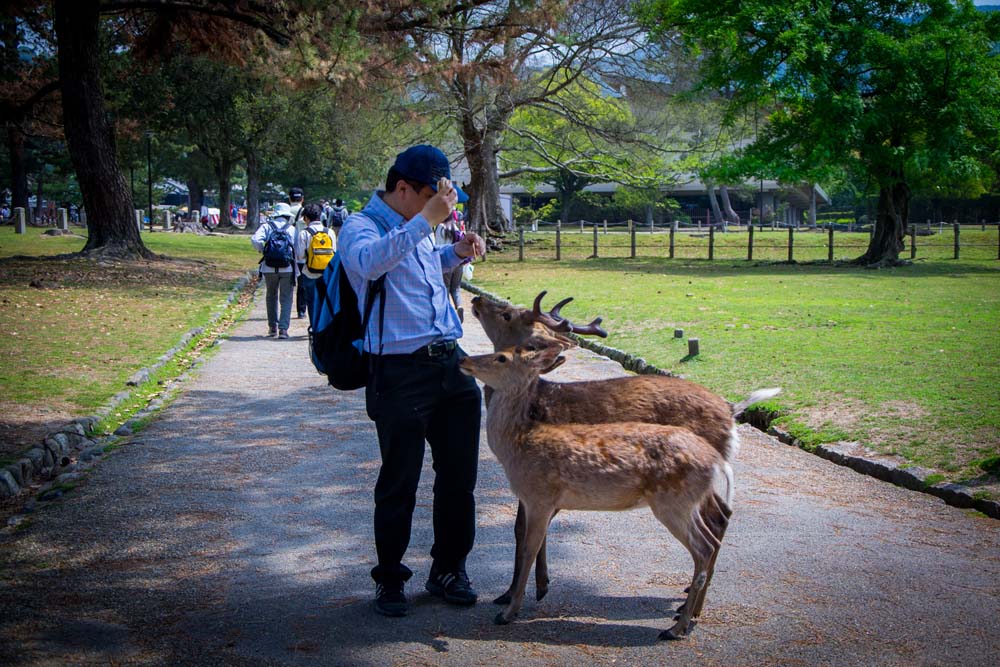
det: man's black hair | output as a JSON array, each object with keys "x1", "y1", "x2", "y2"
[
  {"x1": 385, "y1": 166, "x2": 425, "y2": 195},
  {"x1": 302, "y1": 203, "x2": 323, "y2": 222}
]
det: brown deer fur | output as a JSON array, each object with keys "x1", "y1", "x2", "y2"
[
  {"x1": 460, "y1": 346, "x2": 728, "y2": 639},
  {"x1": 471, "y1": 293, "x2": 778, "y2": 606}
]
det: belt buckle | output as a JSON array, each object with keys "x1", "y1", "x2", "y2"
[{"x1": 427, "y1": 341, "x2": 452, "y2": 358}]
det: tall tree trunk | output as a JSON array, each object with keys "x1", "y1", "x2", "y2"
[
  {"x1": 7, "y1": 126, "x2": 28, "y2": 211},
  {"x1": 857, "y1": 180, "x2": 909, "y2": 266},
  {"x1": 462, "y1": 124, "x2": 507, "y2": 236},
  {"x1": 707, "y1": 182, "x2": 725, "y2": 230},
  {"x1": 214, "y1": 158, "x2": 233, "y2": 228},
  {"x1": 719, "y1": 185, "x2": 739, "y2": 228},
  {"x1": 246, "y1": 150, "x2": 261, "y2": 231},
  {"x1": 54, "y1": 0, "x2": 150, "y2": 258},
  {"x1": 186, "y1": 178, "x2": 204, "y2": 219}
]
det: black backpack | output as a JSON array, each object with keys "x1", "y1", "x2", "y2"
[
  {"x1": 308, "y1": 253, "x2": 386, "y2": 390},
  {"x1": 261, "y1": 221, "x2": 295, "y2": 268}
]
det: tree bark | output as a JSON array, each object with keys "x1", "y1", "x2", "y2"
[
  {"x1": 186, "y1": 177, "x2": 204, "y2": 219},
  {"x1": 856, "y1": 180, "x2": 909, "y2": 266},
  {"x1": 707, "y1": 182, "x2": 725, "y2": 231},
  {"x1": 7, "y1": 126, "x2": 28, "y2": 211},
  {"x1": 719, "y1": 185, "x2": 739, "y2": 228},
  {"x1": 462, "y1": 123, "x2": 507, "y2": 236},
  {"x1": 246, "y1": 150, "x2": 261, "y2": 231},
  {"x1": 214, "y1": 158, "x2": 233, "y2": 229},
  {"x1": 54, "y1": 0, "x2": 151, "y2": 258}
]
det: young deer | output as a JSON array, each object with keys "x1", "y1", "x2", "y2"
[
  {"x1": 460, "y1": 345, "x2": 729, "y2": 639},
  {"x1": 471, "y1": 291, "x2": 779, "y2": 604}
]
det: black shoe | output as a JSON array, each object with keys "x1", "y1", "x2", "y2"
[
  {"x1": 374, "y1": 580, "x2": 408, "y2": 617},
  {"x1": 425, "y1": 569, "x2": 477, "y2": 606}
]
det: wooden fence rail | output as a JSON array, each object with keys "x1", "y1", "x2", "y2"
[{"x1": 513, "y1": 223, "x2": 1000, "y2": 263}]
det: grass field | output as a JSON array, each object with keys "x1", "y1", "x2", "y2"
[
  {"x1": 0, "y1": 227, "x2": 258, "y2": 457},
  {"x1": 472, "y1": 243, "x2": 1000, "y2": 493}
]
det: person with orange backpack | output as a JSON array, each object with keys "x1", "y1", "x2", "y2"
[{"x1": 295, "y1": 203, "x2": 336, "y2": 326}]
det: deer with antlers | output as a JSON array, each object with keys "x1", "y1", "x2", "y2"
[
  {"x1": 471, "y1": 291, "x2": 779, "y2": 609},
  {"x1": 460, "y1": 345, "x2": 730, "y2": 638}
]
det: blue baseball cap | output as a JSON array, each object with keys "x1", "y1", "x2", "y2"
[{"x1": 393, "y1": 145, "x2": 469, "y2": 203}]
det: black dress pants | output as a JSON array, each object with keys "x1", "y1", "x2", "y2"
[{"x1": 365, "y1": 346, "x2": 481, "y2": 585}]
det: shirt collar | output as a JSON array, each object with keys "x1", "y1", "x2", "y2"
[{"x1": 362, "y1": 191, "x2": 406, "y2": 234}]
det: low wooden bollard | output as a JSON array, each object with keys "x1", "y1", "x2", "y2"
[
  {"x1": 58, "y1": 208, "x2": 69, "y2": 232},
  {"x1": 164, "y1": 211, "x2": 173, "y2": 230},
  {"x1": 592, "y1": 224, "x2": 598, "y2": 258},
  {"x1": 629, "y1": 220, "x2": 636, "y2": 258},
  {"x1": 688, "y1": 338, "x2": 700, "y2": 357},
  {"x1": 669, "y1": 222, "x2": 676, "y2": 259},
  {"x1": 954, "y1": 222, "x2": 960, "y2": 260},
  {"x1": 518, "y1": 228, "x2": 524, "y2": 262},
  {"x1": 555, "y1": 222, "x2": 561, "y2": 261},
  {"x1": 748, "y1": 223, "x2": 754, "y2": 261},
  {"x1": 828, "y1": 225, "x2": 835, "y2": 262},
  {"x1": 709, "y1": 225, "x2": 715, "y2": 260},
  {"x1": 14, "y1": 207, "x2": 25, "y2": 234},
  {"x1": 674, "y1": 329, "x2": 684, "y2": 339}
]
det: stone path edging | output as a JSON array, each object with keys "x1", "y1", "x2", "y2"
[
  {"x1": 463, "y1": 281, "x2": 1000, "y2": 521},
  {"x1": 1, "y1": 270, "x2": 257, "y2": 512}
]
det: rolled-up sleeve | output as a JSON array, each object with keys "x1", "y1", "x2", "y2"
[{"x1": 340, "y1": 214, "x2": 433, "y2": 281}]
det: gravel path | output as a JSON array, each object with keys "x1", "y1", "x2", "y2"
[{"x1": 2, "y1": 288, "x2": 998, "y2": 667}]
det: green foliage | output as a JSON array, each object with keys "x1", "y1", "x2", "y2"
[{"x1": 637, "y1": 0, "x2": 1000, "y2": 198}]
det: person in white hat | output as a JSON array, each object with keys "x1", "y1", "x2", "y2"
[{"x1": 251, "y1": 202, "x2": 297, "y2": 338}]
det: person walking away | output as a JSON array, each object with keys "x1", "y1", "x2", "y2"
[
  {"x1": 295, "y1": 203, "x2": 335, "y2": 326},
  {"x1": 338, "y1": 144, "x2": 487, "y2": 618},
  {"x1": 434, "y1": 210, "x2": 466, "y2": 322},
  {"x1": 288, "y1": 186, "x2": 308, "y2": 319},
  {"x1": 252, "y1": 202, "x2": 297, "y2": 339},
  {"x1": 327, "y1": 198, "x2": 349, "y2": 236}
]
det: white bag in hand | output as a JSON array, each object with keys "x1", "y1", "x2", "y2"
[{"x1": 462, "y1": 262, "x2": 474, "y2": 282}]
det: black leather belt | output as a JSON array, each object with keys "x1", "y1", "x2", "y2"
[{"x1": 412, "y1": 340, "x2": 457, "y2": 359}]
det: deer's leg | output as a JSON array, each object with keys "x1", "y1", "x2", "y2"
[
  {"x1": 495, "y1": 504, "x2": 551, "y2": 625},
  {"x1": 534, "y1": 508, "x2": 559, "y2": 601},
  {"x1": 650, "y1": 503, "x2": 715, "y2": 640},
  {"x1": 678, "y1": 492, "x2": 729, "y2": 613},
  {"x1": 688, "y1": 499, "x2": 727, "y2": 618},
  {"x1": 494, "y1": 501, "x2": 527, "y2": 605}
]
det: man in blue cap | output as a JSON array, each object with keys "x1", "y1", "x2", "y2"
[{"x1": 338, "y1": 145, "x2": 487, "y2": 618}]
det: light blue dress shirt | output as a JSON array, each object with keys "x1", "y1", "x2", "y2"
[{"x1": 337, "y1": 192, "x2": 465, "y2": 355}]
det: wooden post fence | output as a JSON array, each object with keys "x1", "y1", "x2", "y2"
[
  {"x1": 748, "y1": 223, "x2": 754, "y2": 260},
  {"x1": 629, "y1": 220, "x2": 636, "y2": 258},
  {"x1": 708, "y1": 225, "x2": 715, "y2": 260},
  {"x1": 519, "y1": 228, "x2": 524, "y2": 262},
  {"x1": 910, "y1": 224, "x2": 916, "y2": 260},
  {"x1": 669, "y1": 221, "x2": 676, "y2": 259},
  {"x1": 828, "y1": 225, "x2": 834, "y2": 262},
  {"x1": 787, "y1": 227, "x2": 794, "y2": 262},
  {"x1": 556, "y1": 222, "x2": 561, "y2": 261},
  {"x1": 592, "y1": 224, "x2": 598, "y2": 258},
  {"x1": 954, "y1": 223, "x2": 960, "y2": 259}
]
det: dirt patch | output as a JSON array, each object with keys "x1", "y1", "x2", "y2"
[{"x1": 0, "y1": 402, "x2": 74, "y2": 461}]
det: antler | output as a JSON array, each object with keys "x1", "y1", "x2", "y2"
[
  {"x1": 565, "y1": 316, "x2": 608, "y2": 338},
  {"x1": 530, "y1": 291, "x2": 572, "y2": 332}
]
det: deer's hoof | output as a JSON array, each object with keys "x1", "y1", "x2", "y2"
[
  {"x1": 494, "y1": 611, "x2": 513, "y2": 625},
  {"x1": 536, "y1": 586, "x2": 549, "y2": 602},
  {"x1": 493, "y1": 592, "x2": 512, "y2": 605},
  {"x1": 659, "y1": 619, "x2": 696, "y2": 641}
]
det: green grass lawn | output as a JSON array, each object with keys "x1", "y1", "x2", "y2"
[
  {"x1": 0, "y1": 227, "x2": 258, "y2": 455},
  {"x1": 472, "y1": 246, "x2": 1000, "y2": 491}
]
